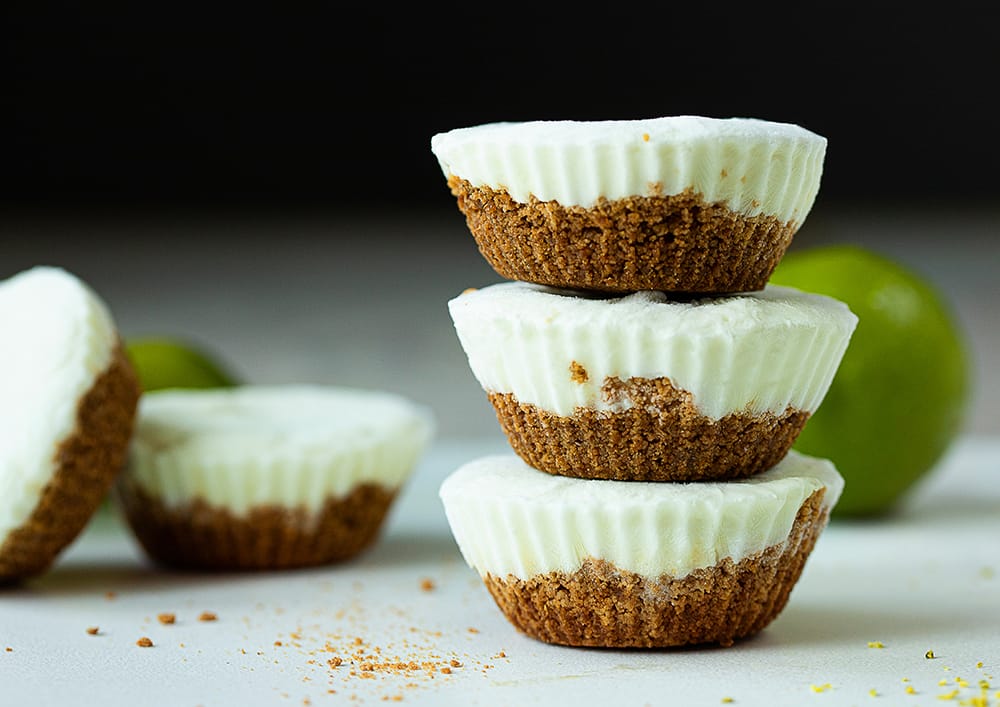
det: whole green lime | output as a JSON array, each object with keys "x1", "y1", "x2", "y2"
[
  {"x1": 770, "y1": 244, "x2": 971, "y2": 518},
  {"x1": 125, "y1": 337, "x2": 240, "y2": 392}
]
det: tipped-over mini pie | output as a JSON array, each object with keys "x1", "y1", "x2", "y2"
[
  {"x1": 440, "y1": 450, "x2": 844, "y2": 648},
  {"x1": 431, "y1": 116, "x2": 826, "y2": 293},
  {"x1": 115, "y1": 385, "x2": 434, "y2": 571},
  {"x1": 0, "y1": 266, "x2": 140, "y2": 583},
  {"x1": 449, "y1": 281, "x2": 857, "y2": 482}
]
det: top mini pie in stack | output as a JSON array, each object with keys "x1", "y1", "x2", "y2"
[
  {"x1": 432, "y1": 116, "x2": 857, "y2": 648},
  {"x1": 431, "y1": 115, "x2": 827, "y2": 294}
]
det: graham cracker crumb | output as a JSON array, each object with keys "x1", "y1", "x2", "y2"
[
  {"x1": 157, "y1": 613, "x2": 176, "y2": 625},
  {"x1": 136, "y1": 637, "x2": 154, "y2": 648},
  {"x1": 86, "y1": 627, "x2": 100, "y2": 635},
  {"x1": 198, "y1": 611, "x2": 218, "y2": 622},
  {"x1": 569, "y1": 361, "x2": 589, "y2": 384},
  {"x1": 419, "y1": 578, "x2": 435, "y2": 592}
]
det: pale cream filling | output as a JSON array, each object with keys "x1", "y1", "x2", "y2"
[
  {"x1": 440, "y1": 450, "x2": 843, "y2": 581},
  {"x1": 448, "y1": 282, "x2": 857, "y2": 420},
  {"x1": 124, "y1": 386, "x2": 435, "y2": 515},
  {"x1": 0, "y1": 266, "x2": 117, "y2": 544},
  {"x1": 431, "y1": 116, "x2": 826, "y2": 223}
]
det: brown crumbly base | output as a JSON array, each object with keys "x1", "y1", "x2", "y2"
[
  {"x1": 115, "y1": 482, "x2": 397, "y2": 571},
  {"x1": 447, "y1": 176, "x2": 798, "y2": 293},
  {"x1": 0, "y1": 342, "x2": 141, "y2": 583},
  {"x1": 482, "y1": 489, "x2": 827, "y2": 648},
  {"x1": 489, "y1": 376, "x2": 809, "y2": 482}
]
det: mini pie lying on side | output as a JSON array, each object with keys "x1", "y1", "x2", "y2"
[
  {"x1": 431, "y1": 116, "x2": 827, "y2": 294},
  {"x1": 448, "y1": 280, "x2": 857, "y2": 482},
  {"x1": 439, "y1": 451, "x2": 844, "y2": 648},
  {"x1": 0, "y1": 266, "x2": 141, "y2": 584},
  {"x1": 115, "y1": 385, "x2": 434, "y2": 571}
]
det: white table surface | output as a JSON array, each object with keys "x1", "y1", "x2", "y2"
[{"x1": 2, "y1": 434, "x2": 997, "y2": 707}]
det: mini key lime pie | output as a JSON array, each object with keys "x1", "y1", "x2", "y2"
[
  {"x1": 431, "y1": 116, "x2": 826, "y2": 293},
  {"x1": 440, "y1": 451, "x2": 844, "y2": 648},
  {"x1": 448, "y1": 281, "x2": 857, "y2": 482},
  {"x1": 115, "y1": 385, "x2": 434, "y2": 571},
  {"x1": 0, "y1": 266, "x2": 140, "y2": 583}
]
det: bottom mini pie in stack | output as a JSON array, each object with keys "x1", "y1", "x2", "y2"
[{"x1": 440, "y1": 450, "x2": 844, "y2": 648}]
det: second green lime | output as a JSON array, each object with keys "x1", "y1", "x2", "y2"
[
  {"x1": 770, "y1": 244, "x2": 971, "y2": 518},
  {"x1": 125, "y1": 337, "x2": 240, "y2": 392}
]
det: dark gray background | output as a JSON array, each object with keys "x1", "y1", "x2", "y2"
[
  {"x1": 3, "y1": 4, "x2": 997, "y2": 440},
  {"x1": 3, "y1": 4, "x2": 997, "y2": 212}
]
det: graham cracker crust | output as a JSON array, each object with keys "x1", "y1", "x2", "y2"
[
  {"x1": 482, "y1": 489, "x2": 828, "y2": 648},
  {"x1": 0, "y1": 342, "x2": 141, "y2": 583},
  {"x1": 115, "y1": 482, "x2": 397, "y2": 571},
  {"x1": 488, "y1": 376, "x2": 809, "y2": 482},
  {"x1": 447, "y1": 176, "x2": 797, "y2": 293}
]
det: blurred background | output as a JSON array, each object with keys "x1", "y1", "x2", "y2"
[{"x1": 2, "y1": 4, "x2": 997, "y2": 440}]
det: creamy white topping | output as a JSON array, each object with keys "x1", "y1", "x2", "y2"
[
  {"x1": 440, "y1": 450, "x2": 843, "y2": 581},
  {"x1": 448, "y1": 281, "x2": 857, "y2": 420},
  {"x1": 0, "y1": 266, "x2": 117, "y2": 544},
  {"x1": 124, "y1": 386, "x2": 435, "y2": 515},
  {"x1": 430, "y1": 116, "x2": 827, "y2": 223}
]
